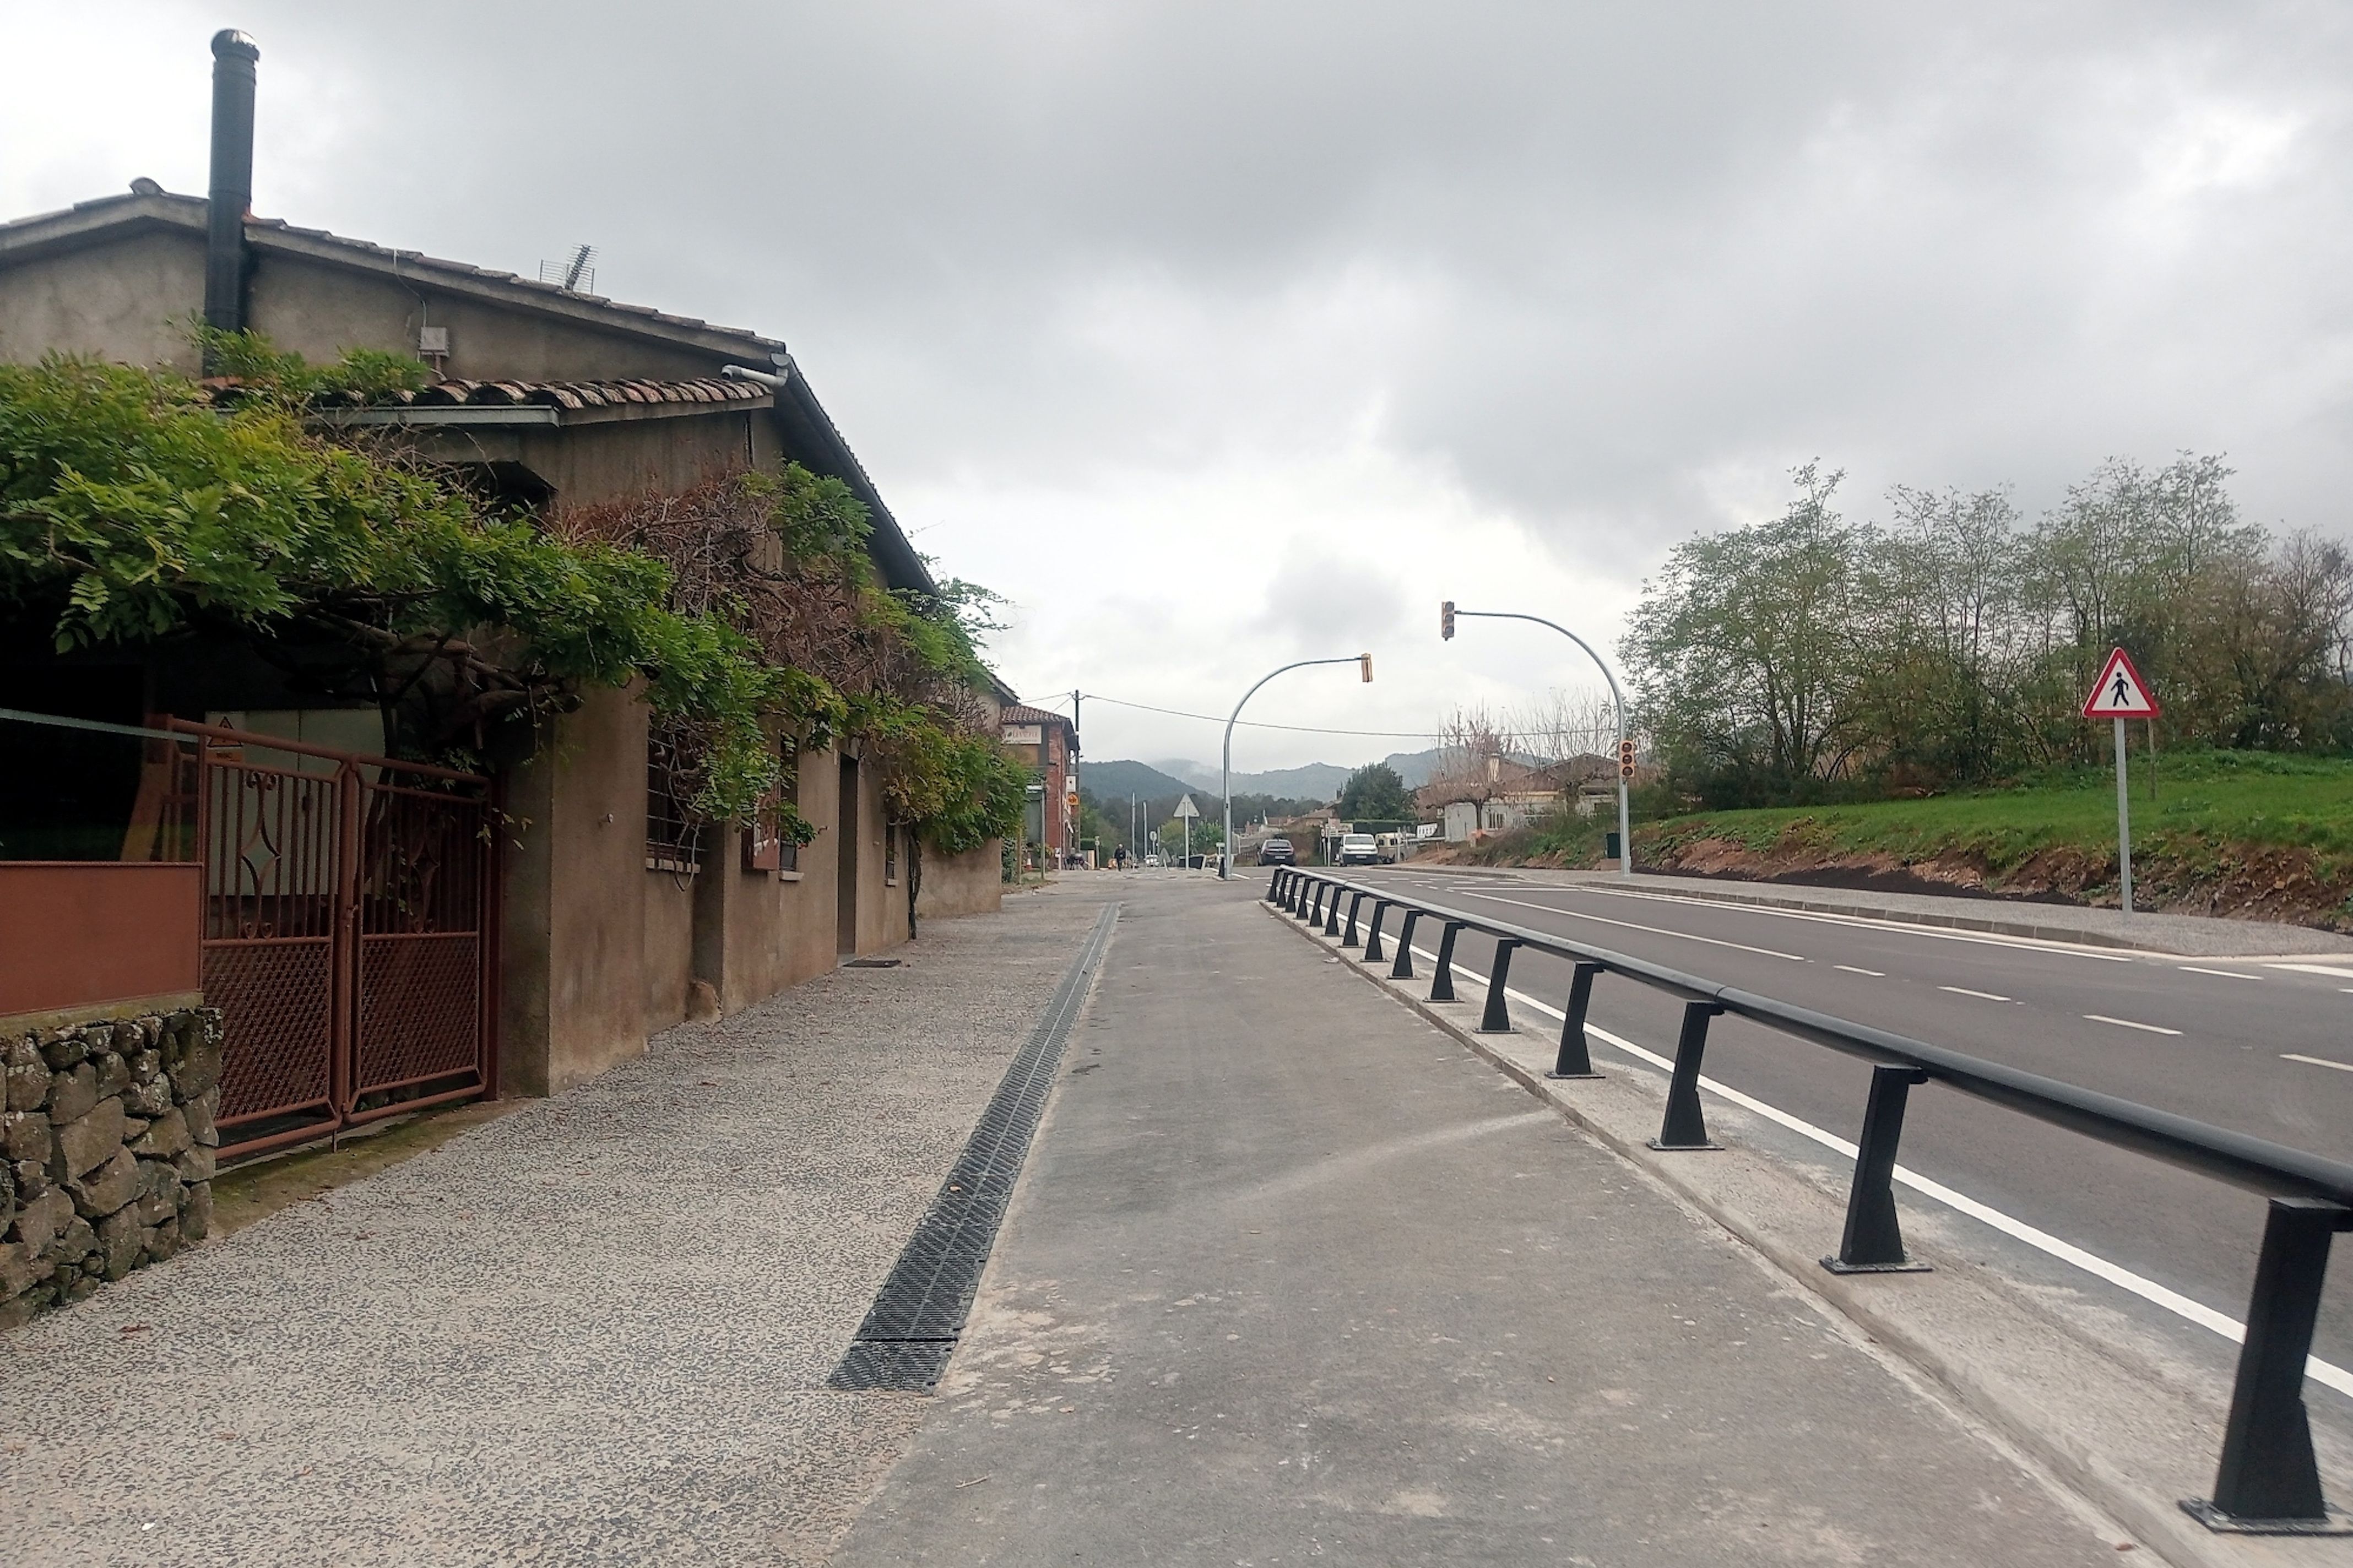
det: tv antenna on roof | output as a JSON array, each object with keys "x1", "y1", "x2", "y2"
[{"x1": 538, "y1": 243, "x2": 598, "y2": 294}]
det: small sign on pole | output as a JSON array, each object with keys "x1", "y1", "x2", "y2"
[{"x1": 2081, "y1": 648, "x2": 2160, "y2": 913}]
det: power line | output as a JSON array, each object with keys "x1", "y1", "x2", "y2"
[{"x1": 1074, "y1": 692, "x2": 1443, "y2": 740}]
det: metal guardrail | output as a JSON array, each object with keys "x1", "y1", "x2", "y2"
[{"x1": 1267, "y1": 865, "x2": 2353, "y2": 1536}]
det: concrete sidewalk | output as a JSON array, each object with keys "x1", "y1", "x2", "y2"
[
  {"x1": 833, "y1": 877, "x2": 2126, "y2": 1565},
  {"x1": 1404, "y1": 863, "x2": 2353, "y2": 957},
  {"x1": 0, "y1": 886, "x2": 1113, "y2": 1568}
]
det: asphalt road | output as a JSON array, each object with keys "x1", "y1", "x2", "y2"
[{"x1": 1342, "y1": 867, "x2": 2353, "y2": 1396}]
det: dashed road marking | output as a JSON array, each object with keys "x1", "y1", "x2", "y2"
[
  {"x1": 1833, "y1": 964, "x2": 1885, "y2": 976},
  {"x1": 1939, "y1": 985, "x2": 2013, "y2": 1003},
  {"x1": 2178, "y1": 966, "x2": 2261, "y2": 980},
  {"x1": 2085, "y1": 1014, "x2": 2181, "y2": 1036},
  {"x1": 2283, "y1": 1053, "x2": 2353, "y2": 1074},
  {"x1": 1444, "y1": 889, "x2": 1808, "y2": 962},
  {"x1": 2267, "y1": 962, "x2": 2353, "y2": 980}
]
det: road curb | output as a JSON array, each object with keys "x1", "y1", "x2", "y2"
[{"x1": 1258, "y1": 896, "x2": 2334, "y2": 1568}]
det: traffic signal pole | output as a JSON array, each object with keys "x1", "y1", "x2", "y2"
[
  {"x1": 1220, "y1": 655, "x2": 1374, "y2": 880},
  {"x1": 1441, "y1": 604, "x2": 1634, "y2": 877}
]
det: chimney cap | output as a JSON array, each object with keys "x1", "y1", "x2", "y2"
[
  {"x1": 210, "y1": 29, "x2": 259, "y2": 62},
  {"x1": 129, "y1": 177, "x2": 164, "y2": 196}
]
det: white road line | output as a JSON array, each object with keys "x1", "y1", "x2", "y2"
[
  {"x1": 2267, "y1": 962, "x2": 2353, "y2": 980},
  {"x1": 2085, "y1": 1014, "x2": 2182, "y2": 1036},
  {"x1": 2178, "y1": 966, "x2": 2261, "y2": 980},
  {"x1": 1381, "y1": 931, "x2": 2353, "y2": 1400},
  {"x1": 2284, "y1": 1053, "x2": 2353, "y2": 1075},
  {"x1": 1939, "y1": 985, "x2": 2013, "y2": 1003},
  {"x1": 1833, "y1": 964, "x2": 1885, "y2": 976},
  {"x1": 1444, "y1": 889, "x2": 1809, "y2": 962}
]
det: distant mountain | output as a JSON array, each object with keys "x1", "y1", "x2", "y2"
[
  {"x1": 1147, "y1": 758, "x2": 1223, "y2": 790},
  {"x1": 1080, "y1": 759, "x2": 1197, "y2": 801},
  {"x1": 1118, "y1": 747, "x2": 1543, "y2": 799}
]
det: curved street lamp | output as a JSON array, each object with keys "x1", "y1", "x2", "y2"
[
  {"x1": 1441, "y1": 604, "x2": 1633, "y2": 877},
  {"x1": 1219, "y1": 654, "x2": 1372, "y2": 879}
]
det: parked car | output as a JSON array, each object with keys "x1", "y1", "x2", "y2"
[
  {"x1": 1257, "y1": 836, "x2": 1297, "y2": 866},
  {"x1": 1336, "y1": 832, "x2": 1381, "y2": 866}
]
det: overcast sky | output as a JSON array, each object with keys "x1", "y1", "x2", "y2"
[{"x1": 9, "y1": 4, "x2": 2351, "y2": 771}]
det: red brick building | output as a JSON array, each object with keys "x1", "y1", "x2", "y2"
[{"x1": 999, "y1": 704, "x2": 1078, "y2": 859}]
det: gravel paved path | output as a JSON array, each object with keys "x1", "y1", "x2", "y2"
[{"x1": 0, "y1": 885, "x2": 1109, "y2": 1568}]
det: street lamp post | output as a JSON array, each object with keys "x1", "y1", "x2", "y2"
[
  {"x1": 1220, "y1": 654, "x2": 1373, "y2": 880},
  {"x1": 1441, "y1": 604, "x2": 1634, "y2": 877}
]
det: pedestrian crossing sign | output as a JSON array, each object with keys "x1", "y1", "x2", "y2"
[{"x1": 2081, "y1": 647, "x2": 2159, "y2": 719}]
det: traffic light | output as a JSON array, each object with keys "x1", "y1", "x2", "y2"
[
  {"x1": 1440, "y1": 601, "x2": 1456, "y2": 640},
  {"x1": 1359, "y1": 652, "x2": 1374, "y2": 682},
  {"x1": 1618, "y1": 737, "x2": 1637, "y2": 779}
]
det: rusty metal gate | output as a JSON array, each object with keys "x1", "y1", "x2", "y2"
[{"x1": 162, "y1": 720, "x2": 498, "y2": 1158}]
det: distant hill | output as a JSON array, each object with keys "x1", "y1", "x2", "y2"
[
  {"x1": 1078, "y1": 759, "x2": 1197, "y2": 801},
  {"x1": 1143, "y1": 749, "x2": 1458, "y2": 795}
]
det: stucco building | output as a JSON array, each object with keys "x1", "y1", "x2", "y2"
[{"x1": 0, "y1": 31, "x2": 1012, "y2": 1130}]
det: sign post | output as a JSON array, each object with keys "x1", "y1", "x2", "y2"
[
  {"x1": 2081, "y1": 648, "x2": 2160, "y2": 914},
  {"x1": 1173, "y1": 793, "x2": 1199, "y2": 871}
]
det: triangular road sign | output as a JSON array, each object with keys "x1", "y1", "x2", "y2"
[
  {"x1": 2081, "y1": 648, "x2": 2160, "y2": 719},
  {"x1": 1172, "y1": 794, "x2": 1200, "y2": 818}
]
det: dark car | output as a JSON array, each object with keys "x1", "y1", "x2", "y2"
[{"x1": 1257, "y1": 836, "x2": 1297, "y2": 866}]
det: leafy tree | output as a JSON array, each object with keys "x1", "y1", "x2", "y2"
[{"x1": 1338, "y1": 762, "x2": 1413, "y2": 820}]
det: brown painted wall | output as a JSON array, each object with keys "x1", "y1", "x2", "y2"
[
  {"x1": 643, "y1": 872, "x2": 696, "y2": 1032},
  {"x1": 395, "y1": 413, "x2": 785, "y2": 509},
  {"x1": 914, "y1": 841, "x2": 1005, "y2": 921},
  {"x1": 498, "y1": 683, "x2": 649, "y2": 1095}
]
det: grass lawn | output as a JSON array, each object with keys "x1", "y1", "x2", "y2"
[
  {"x1": 1591, "y1": 750, "x2": 2353, "y2": 923},
  {"x1": 1640, "y1": 750, "x2": 2353, "y2": 869}
]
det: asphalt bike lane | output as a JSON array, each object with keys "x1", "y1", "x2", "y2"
[
  {"x1": 1347, "y1": 868, "x2": 2353, "y2": 1421},
  {"x1": 833, "y1": 876, "x2": 2125, "y2": 1565}
]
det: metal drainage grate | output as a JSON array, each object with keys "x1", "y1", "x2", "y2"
[{"x1": 827, "y1": 900, "x2": 1120, "y2": 1392}]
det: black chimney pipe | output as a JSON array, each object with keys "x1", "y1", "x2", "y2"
[{"x1": 202, "y1": 29, "x2": 259, "y2": 363}]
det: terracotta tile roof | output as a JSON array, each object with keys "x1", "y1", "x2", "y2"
[
  {"x1": 318, "y1": 377, "x2": 772, "y2": 410},
  {"x1": 1000, "y1": 704, "x2": 1076, "y2": 731}
]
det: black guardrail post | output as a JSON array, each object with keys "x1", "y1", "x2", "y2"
[
  {"x1": 1390, "y1": 909, "x2": 1421, "y2": 979},
  {"x1": 1303, "y1": 879, "x2": 1324, "y2": 922},
  {"x1": 1549, "y1": 961, "x2": 1605, "y2": 1079},
  {"x1": 1649, "y1": 1002, "x2": 1725, "y2": 1151},
  {"x1": 1477, "y1": 939, "x2": 1521, "y2": 1033},
  {"x1": 1267, "y1": 868, "x2": 1283, "y2": 902},
  {"x1": 1363, "y1": 900, "x2": 1392, "y2": 962},
  {"x1": 1324, "y1": 887, "x2": 1346, "y2": 936},
  {"x1": 1823, "y1": 1065, "x2": 1932, "y2": 1274},
  {"x1": 1430, "y1": 921, "x2": 1466, "y2": 1002},
  {"x1": 2183, "y1": 1198, "x2": 2353, "y2": 1533},
  {"x1": 1342, "y1": 891, "x2": 1367, "y2": 947}
]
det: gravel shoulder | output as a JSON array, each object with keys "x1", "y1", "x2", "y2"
[{"x1": 0, "y1": 883, "x2": 1110, "y2": 1568}]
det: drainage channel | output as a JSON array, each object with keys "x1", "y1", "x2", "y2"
[{"x1": 828, "y1": 900, "x2": 1121, "y2": 1392}]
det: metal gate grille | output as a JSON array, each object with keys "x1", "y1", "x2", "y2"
[{"x1": 171, "y1": 722, "x2": 497, "y2": 1158}]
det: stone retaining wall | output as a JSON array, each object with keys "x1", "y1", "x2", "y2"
[{"x1": 1, "y1": 1007, "x2": 222, "y2": 1327}]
